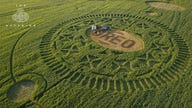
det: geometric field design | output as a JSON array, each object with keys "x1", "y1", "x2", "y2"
[
  {"x1": 39, "y1": 14, "x2": 191, "y2": 92},
  {"x1": 2, "y1": 1, "x2": 192, "y2": 107}
]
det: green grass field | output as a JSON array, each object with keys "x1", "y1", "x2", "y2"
[{"x1": 0, "y1": 0, "x2": 192, "y2": 108}]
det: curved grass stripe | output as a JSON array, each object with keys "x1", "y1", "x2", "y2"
[
  {"x1": 96, "y1": 78, "x2": 102, "y2": 90},
  {"x1": 89, "y1": 78, "x2": 96, "y2": 88},
  {"x1": 147, "y1": 77, "x2": 159, "y2": 87},
  {"x1": 143, "y1": 79, "x2": 152, "y2": 89},
  {"x1": 109, "y1": 80, "x2": 114, "y2": 91},
  {"x1": 102, "y1": 78, "x2": 108, "y2": 90},
  {"x1": 135, "y1": 80, "x2": 144, "y2": 90},
  {"x1": 82, "y1": 77, "x2": 90, "y2": 86},
  {"x1": 74, "y1": 74, "x2": 85, "y2": 84},
  {"x1": 139, "y1": 79, "x2": 149, "y2": 90},
  {"x1": 128, "y1": 81, "x2": 135, "y2": 92},
  {"x1": 70, "y1": 73, "x2": 80, "y2": 81},
  {"x1": 116, "y1": 80, "x2": 121, "y2": 91}
]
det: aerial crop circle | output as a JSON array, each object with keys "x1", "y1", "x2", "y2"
[
  {"x1": 89, "y1": 30, "x2": 144, "y2": 52},
  {"x1": 146, "y1": 1, "x2": 185, "y2": 11},
  {"x1": 7, "y1": 80, "x2": 36, "y2": 102},
  {"x1": 39, "y1": 14, "x2": 191, "y2": 92}
]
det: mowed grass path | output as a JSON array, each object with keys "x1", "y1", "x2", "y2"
[{"x1": 0, "y1": 0, "x2": 192, "y2": 108}]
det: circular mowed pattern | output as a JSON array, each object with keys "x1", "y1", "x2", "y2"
[
  {"x1": 147, "y1": 2, "x2": 185, "y2": 11},
  {"x1": 89, "y1": 30, "x2": 144, "y2": 52},
  {"x1": 39, "y1": 14, "x2": 191, "y2": 92},
  {"x1": 7, "y1": 80, "x2": 35, "y2": 101}
]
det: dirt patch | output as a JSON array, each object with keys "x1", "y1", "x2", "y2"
[
  {"x1": 147, "y1": 2, "x2": 185, "y2": 11},
  {"x1": 146, "y1": 11, "x2": 159, "y2": 16},
  {"x1": 90, "y1": 30, "x2": 144, "y2": 52},
  {"x1": 7, "y1": 80, "x2": 35, "y2": 101}
]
